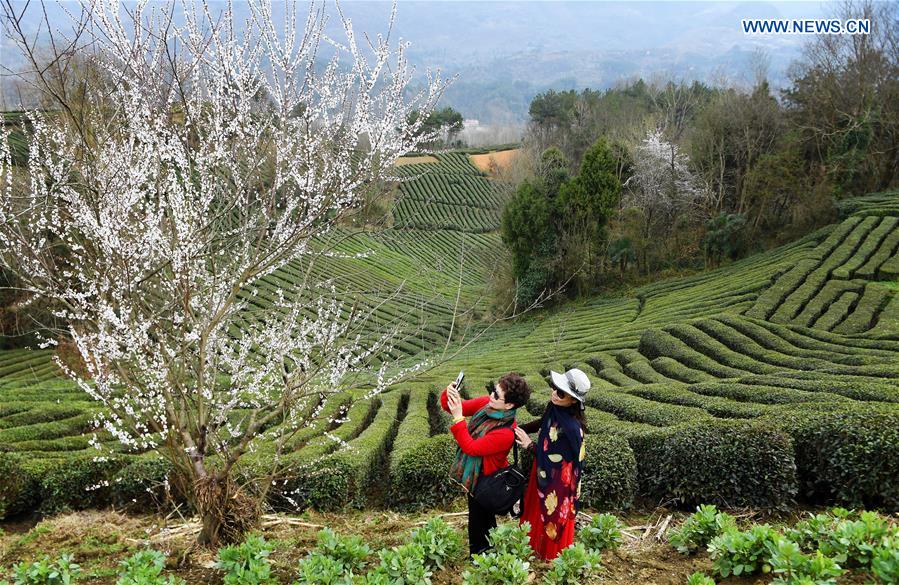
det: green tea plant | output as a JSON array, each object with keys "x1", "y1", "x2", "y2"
[
  {"x1": 116, "y1": 550, "x2": 185, "y2": 585},
  {"x1": 215, "y1": 534, "x2": 276, "y2": 585},
  {"x1": 485, "y1": 523, "x2": 534, "y2": 561},
  {"x1": 766, "y1": 538, "x2": 844, "y2": 585},
  {"x1": 707, "y1": 524, "x2": 779, "y2": 578},
  {"x1": 11, "y1": 555, "x2": 81, "y2": 585},
  {"x1": 668, "y1": 505, "x2": 737, "y2": 554},
  {"x1": 577, "y1": 513, "x2": 623, "y2": 552},
  {"x1": 541, "y1": 543, "x2": 601, "y2": 585},
  {"x1": 461, "y1": 552, "x2": 530, "y2": 585},
  {"x1": 410, "y1": 518, "x2": 464, "y2": 570},
  {"x1": 685, "y1": 573, "x2": 715, "y2": 585}
]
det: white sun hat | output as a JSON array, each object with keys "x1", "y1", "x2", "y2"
[{"x1": 549, "y1": 367, "x2": 591, "y2": 404}]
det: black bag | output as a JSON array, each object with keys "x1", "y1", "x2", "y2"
[{"x1": 472, "y1": 440, "x2": 526, "y2": 516}]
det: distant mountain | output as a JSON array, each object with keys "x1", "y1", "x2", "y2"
[
  {"x1": 335, "y1": 1, "x2": 826, "y2": 122},
  {"x1": 1, "y1": 1, "x2": 830, "y2": 122}
]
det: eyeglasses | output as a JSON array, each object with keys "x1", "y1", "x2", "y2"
[
  {"x1": 552, "y1": 385, "x2": 567, "y2": 398},
  {"x1": 485, "y1": 380, "x2": 501, "y2": 400}
]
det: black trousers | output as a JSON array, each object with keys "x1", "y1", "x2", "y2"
[{"x1": 467, "y1": 492, "x2": 497, "y2": 555}]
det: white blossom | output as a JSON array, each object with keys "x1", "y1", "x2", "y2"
[
  {"x1": 624, "y1": 128, "x2": 709, "y2": 217},
  {"x1": 0, "y1": 0, "x2": 446, "y2": 491}
]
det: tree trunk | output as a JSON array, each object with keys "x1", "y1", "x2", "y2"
[
  {"x1": 198, "y1": 511, "x2": 223, "y2": 546},
  {"x1": 193, "y1": 473, "x2": 260, "y2": 547}
]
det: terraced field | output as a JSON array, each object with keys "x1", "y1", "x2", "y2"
[
  {"x1": 1, "y1": 181, "x2": 897, "y2": 519},
  {"x1": 391, "y1": 152, "x2": 510, "y2": 232},
  {"x1": 224, "y1": 151, "x2": 516, "y2": 363},
  {"x1": 237, "y1": 227, "x2": 503, "y2": 362}
]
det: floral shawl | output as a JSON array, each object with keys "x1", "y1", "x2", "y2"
[{"x1": 534, "y1": 403, "x2": 585, "y2": 541}]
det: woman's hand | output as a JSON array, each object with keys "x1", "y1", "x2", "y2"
[
  {"x1": 447, "y1": 384, "x2": 463, "y2": 419},
  {"x1": 514, "y1": 426, "x2": 533, "y2": 449}
]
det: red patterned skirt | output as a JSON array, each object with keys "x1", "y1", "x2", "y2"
[{"x1": 519, "y1": 459, "x2": 576, "y2": 560}]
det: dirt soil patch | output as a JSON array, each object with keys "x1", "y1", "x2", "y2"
[
  {"x1": 469, "y1": 149, "x2": 520, "y2": 174},
  {"x1": 394, "y1": 155, "x2": 439, "y2": 166}
]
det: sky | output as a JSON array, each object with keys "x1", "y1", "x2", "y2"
[{"x1": 0, "y1": 1, "x2": 854, "y2": 122}]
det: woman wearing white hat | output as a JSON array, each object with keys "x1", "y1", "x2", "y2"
[{"x1": 513, "y1": 367, "x2": 590, "y2": 560}]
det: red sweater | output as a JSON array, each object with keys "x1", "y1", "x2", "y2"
[{"x1": 441, "y1": 390, "x2": 516, "y2": 477}]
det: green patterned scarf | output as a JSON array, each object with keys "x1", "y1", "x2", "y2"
[{"x1": 449, "y1": 405, "x2": 517, "y2": 493}]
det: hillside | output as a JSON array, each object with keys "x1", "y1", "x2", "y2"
[{"x1": 0, "y1": 152, "x2": 897, "y2": 518}]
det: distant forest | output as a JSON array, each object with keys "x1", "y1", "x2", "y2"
[{"x1": 498, "y1": 0, "x2": 897, "y2": 306}]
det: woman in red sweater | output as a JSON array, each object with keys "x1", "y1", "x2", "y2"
[
  {"x1": 441, "y1": 372, "x2": 531, "y2": 555},
  {"x1": 514, "y1": 368, "x2": 590, "y2": 560}
]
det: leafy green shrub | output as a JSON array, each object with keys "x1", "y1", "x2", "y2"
[
  {"x1": 541, "y1": 543, "x2": 601, "y2": 585},
  {"x1": 292, "y1": 553, "x2": 354, "y2": 585},
  {"x1": 486, "y1": 523, "x2": 533, "y2": 561},
  {"x1": 585, "y1": 388, "x2": 711, "y2": 426},
  {"x1": 577, "y1": 513, "x2": 623, "y2": 552},
  {"x1": 766, "y1": 539, "x2": 844, "y2": 585},
  {"x1": 815, "y1": 511, "x2": 892, "y2": 568},
  {"x1": 285, "y1": 456, "x2": 353, "y2": 511},
  {"x1": 354, "y1": 571, "x2": 389, "y2": 585},
  {"x1": 0, "y1": 453, "x2": 37, "y2": 520},
  {"x1": 366, "y1": 542, "x2": 432, "y2": 585},
  {"x1": 579, "y1": 435, "x2": 636, "y2": 510},
  {"x1": 784, "y1": 509, "x2": 851, "y2": 552},
  {"x1": 685, "y1": 573, "x2": 715, "y2": 585},
  {"x1": 293, "y1": 526, "x2": 374, "y2": 584},
  {"x1": 311, "y1": 528, "x2": 371, "y2": 573},
  {"x1": 388, "y1": 435, "x2": 458, "y2": 509},
  {"x1": 461, "y1": 552, "x2": 530, "y2": 585},
  {"x1": 707, "y1": 524, "x2": 780, "y2": 578},
  {"x1": 770, "y1": 410, "x2": 899, "y2": 509},
  {"x1": 631, "y1": 420, "x2": 797, "y2": 509},
  {"x1": 22, "y1": 455, "x2": 126, "y2": 514},
  {"x1": 111, "y1": 458, "x2": 174, "y2": 511},
  {"x1": 410, "y1": 518, "x2": 463, "y2": 570},
  {"x1": 116, "y1": 550, "x2": 185, "y2": 585},
  {"x1": 871, "y1": 537, "x2": 899, "y2": 584},
  {"x1": 668, "y1": 505, "x2": 737, "y2": 554},
  {"x1": 784, "y1": 509, "x2": 894, "y2": 569},
  {"x1": 215, "y1": 534, "x2": 276, "y2": 585},
  {"x1": 11, "y1": 554, "x2": 81, "y2": 585}
]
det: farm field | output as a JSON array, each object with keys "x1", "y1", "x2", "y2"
[
  {"x1": 2, "y1": 505, "x2": 896, "y2": 584},
  {"x1": 0, "y1": 151, "x2": 897, "y2": 529}
]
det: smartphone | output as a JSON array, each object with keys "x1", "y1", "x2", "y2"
[{"x1": 453, "y1": 370, "x2": 465, "y2": 388}]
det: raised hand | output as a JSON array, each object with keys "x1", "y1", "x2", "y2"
[
  {"x1": 447, "y1": 385, "x2": 463, "y2": 419},
  {"x1": 514, "y1": 426, "x2": 533, "y2": 448}
]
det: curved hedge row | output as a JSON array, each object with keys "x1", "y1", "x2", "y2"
[
  {"x1": 767, "y1": 409, "x2": 899, "y2": 510},
  {"x1": 630, "y1": 420, "x2": 798, "y2": 509},
  {"x1": 2, "y1": 193, "x2": 898, "y2": 520},
  {"x1": 5, "y1": 407, "x2": 893, "y2": 518},
  {"x1": 0, "y1": 453, "x2": 138, "y2": 518}
]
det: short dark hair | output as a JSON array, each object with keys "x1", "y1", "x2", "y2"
[{"x1": 499, "y1": 372, "x2": 531, "y2": 409}]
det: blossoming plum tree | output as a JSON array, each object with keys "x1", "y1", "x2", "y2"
[{"x1": 0, "y1": 0, "x2": 447, "y2": 544}]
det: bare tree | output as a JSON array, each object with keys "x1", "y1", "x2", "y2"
[
  {"x1": 784, "y1": 0, "x2": 899, "y2": 193},
  {"x1": 0, "y1": 0, "x2": 449, "y2": 544}
]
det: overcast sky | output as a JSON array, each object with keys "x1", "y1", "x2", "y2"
[{"x1": 1, "y1": 1, "x2": 849, "y2": 121}]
